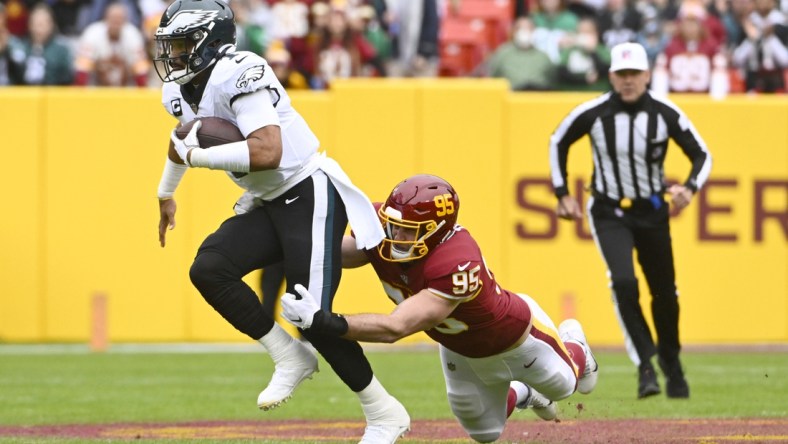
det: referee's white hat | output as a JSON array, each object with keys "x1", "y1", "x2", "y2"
[{"x1": 609, "y1": 42, "x2": 649, "y2": 72}]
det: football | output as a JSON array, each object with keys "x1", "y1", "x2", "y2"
[{"x1": 174, "y1": 117, "x2": 244, "y2": 148}]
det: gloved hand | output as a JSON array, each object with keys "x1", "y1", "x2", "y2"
[
  {"x1": 170, "y1": 120, "x2": 202, "y2": 166},
  {"x1": 281, "y1": 284, "x2": 321, "y2": 329}
]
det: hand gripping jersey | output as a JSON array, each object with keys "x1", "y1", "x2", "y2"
[
  {"x1": 160, "y1": 48, "x2": 321, "y2": 200},
  {"x1": 365, "y1": 225, "x2": 532, "y2": 358}
]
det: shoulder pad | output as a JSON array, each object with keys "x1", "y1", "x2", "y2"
[{"x1": 211, "y1": 51, "x2": 275, "y2": 95}]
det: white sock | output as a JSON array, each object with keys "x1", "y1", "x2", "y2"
[
  {"x1": 510, "y1": 381, "x2": 530, "y2": 405},
  {"x1": 357, "y1": 376, "x2": 406, "y2": 424},
  {"x1": 258, "y1": 323, "x2": 297, "y2": 364},
  {"x1": 358, "y1": 376, "x2": 388, "y2": 407}
]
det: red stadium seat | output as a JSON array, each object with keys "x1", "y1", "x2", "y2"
[
  {"x1": 439, "y1": 17, "x2": 490, "y2": 76},
  {"x1": 457, "y1": 0, "x2": 514, "y2": 18},
  {"x1": 728, "y1": 68, "x2": 745, "y2": 93},
  {"x1": 439, "y1": 42, "x2": 473, "y2": 76},
  {"x1": 456, "y1": 0, "x2": 514, "y2": 49}
]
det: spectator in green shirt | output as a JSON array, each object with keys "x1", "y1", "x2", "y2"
[
  {"x1": 486, "y1": 17, "x2": 556, "y2": 91},
  {"x1": 556, "y1": 18, "x2": 612, "y2": 90},
  {"x1": 532, "y1": 0, "x2": 580, "y2": 62},
  {"x1": 15, "y1": 3, "x2": 73, "y2": 85}
]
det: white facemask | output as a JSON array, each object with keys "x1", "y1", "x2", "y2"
[
  {"x1": 576, "y1": 33, "x2": 597, "y2": 49},
  {"x1": 514, "y1": 30, "x2": 533, "y2": 48}
]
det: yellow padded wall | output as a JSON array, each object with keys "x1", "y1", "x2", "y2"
[
  {"x1": 0, "y1": 89, "x2": 45, "y2": 340},
  {"x1": 329, "y1": 79, "x2": 421, "y2": 204},
  {"x1": 43, "y1": 88, "x2": 191, "y2": 341},
  {"x1": 664, "y1": 96, "x2": 788, "y2": 342}
]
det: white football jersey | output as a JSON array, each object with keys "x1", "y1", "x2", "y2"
[{"x1": 161, "y1": 47, "x2": 321, "y2": 200}]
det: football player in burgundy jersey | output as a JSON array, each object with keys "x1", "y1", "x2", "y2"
[
  {"x1": 153, "y1": 1, "x2": 409, "y2": 442},
  {"x1": 282, "y1": 174, "x2": 600, "y2": 443}
]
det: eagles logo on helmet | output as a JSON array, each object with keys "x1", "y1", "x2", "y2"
[
  {"x1": 378, "y1": 174, "x2": 460, "y2": 262},
  {"x1": 153, "y1": 0, "x2": 236, "y2": 85}
]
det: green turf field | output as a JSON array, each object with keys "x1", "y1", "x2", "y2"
[{"x1": 0, "y1": 346, "x2": 786, "y2": 443}]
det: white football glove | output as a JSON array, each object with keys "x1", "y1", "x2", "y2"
[
  {"x1": 281, "y1": 284, "x2": 321, "y2": 330},
  {"x1": 170, "y1": 120, "x2": 201, "y2": 166}
]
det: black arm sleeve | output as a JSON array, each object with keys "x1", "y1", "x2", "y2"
[{"x1": 309, "y1": 311, "x2": 349, "y2": 336}]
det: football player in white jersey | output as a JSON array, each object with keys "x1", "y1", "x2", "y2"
[{"x1": 153, "y1": 1, "x2": 409, "y2": 442}]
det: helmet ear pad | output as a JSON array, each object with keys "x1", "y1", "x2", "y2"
[{"x1": 189, "y1": 35, "x2": 218, "y2": 71}]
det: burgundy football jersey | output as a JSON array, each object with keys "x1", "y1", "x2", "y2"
[
  {"x1": 663, "y1": 37, "x2": 721, "y2": 92},
  {"x1": 365, "y1": 226, "x2": 531, "y2": 358}
]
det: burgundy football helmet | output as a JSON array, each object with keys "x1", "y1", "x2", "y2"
[{"x1": 378, "y1": 174, "x2": 460, "y2": 262}]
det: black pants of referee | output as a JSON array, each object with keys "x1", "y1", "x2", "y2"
[
  {"x1": 188, "y1": 171, "x2": 374, "y2": 393},
  {"x1": 588, "y1": 197, "x2": 681, "y2": 367}
]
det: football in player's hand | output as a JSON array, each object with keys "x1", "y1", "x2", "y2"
[{"x1": 175, "y1": 117, "x2": 244, "y2": 148}]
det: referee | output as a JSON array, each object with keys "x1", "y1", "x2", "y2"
[{"x1": 548, "y1": 42, "x2": 712, "y2": 399}]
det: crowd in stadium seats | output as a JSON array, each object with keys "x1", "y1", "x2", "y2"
[{"x1": 1, "y1": 0, "x2": 786, "y2": 94}]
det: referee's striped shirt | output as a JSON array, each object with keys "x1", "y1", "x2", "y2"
[{"x1": 549, "y1": 91, "x2": 712, "y2": 201}]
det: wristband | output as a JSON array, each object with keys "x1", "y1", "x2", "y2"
[
  {"x1": 309, "y1": 311, "x2": 349, "y2": 336},
  {"x1": 157, "y1": 157, "x2": 188, "y2": 199},
  {"x1": 188, "y1": 140, "x2": 250, "y2": 172}
]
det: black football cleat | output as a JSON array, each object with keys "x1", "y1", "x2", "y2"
[
  {"x1": 638, "y1": 362, "x2": 661, "y2": 399},
  {"x1": 659, "y1": 357, "x2": 690, "y2": 399}
]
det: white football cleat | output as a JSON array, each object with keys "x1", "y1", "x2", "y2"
[
  {"x1": 515, "y1": 384, "x2": 557, "y2": 421},
  {"x1": 359, "y1": 396, "x2": 410, "y2": 444},
  {"x1": 559, "y1": 318, "x2": 599, "y2": 394},
  {"x1": 257, "y1": 346, "x2": 318, "y2": 411}
]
